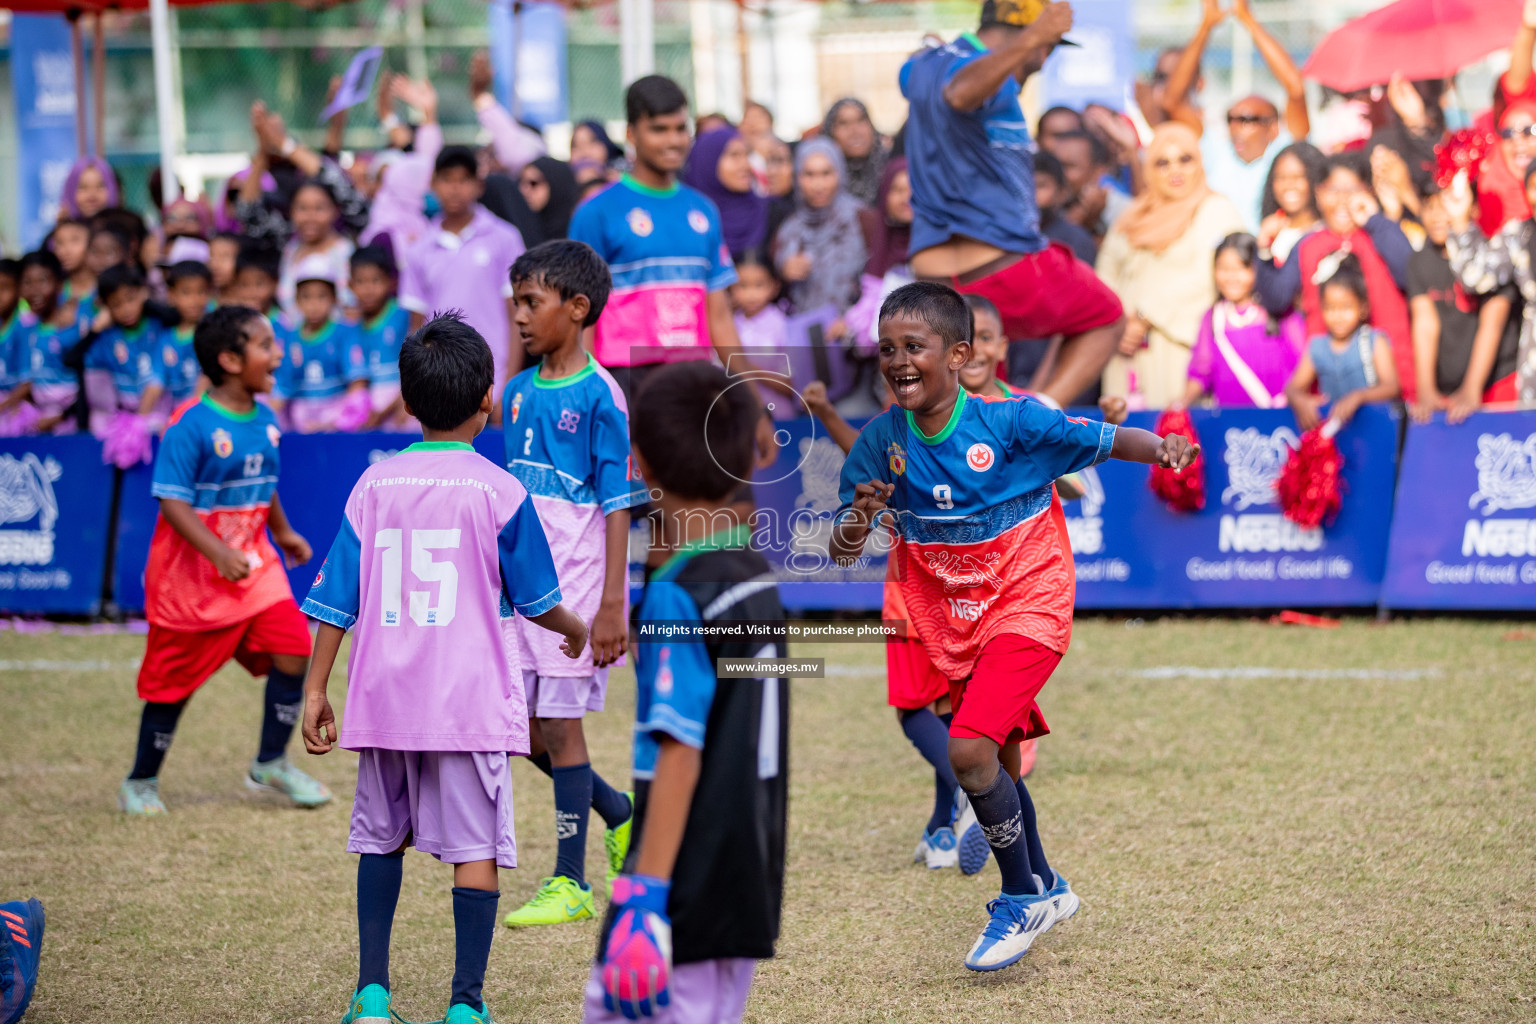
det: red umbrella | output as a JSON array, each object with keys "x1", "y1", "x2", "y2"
[{"x1": 1303, "y1": 0, "x2": 1524, "y2": 93}]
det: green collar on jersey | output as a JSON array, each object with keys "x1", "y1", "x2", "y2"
[
  {"x1": 201, "y1": 394, "x2": 259, "y2": 421},
  {"x1": 173, "y1": 324, "x2": 194, "y2": 342},
  {"x1": 960, "y1": 31, "x2": 987, "y2": 52},
  {"x1": 363, "y1": 299, "x2": 398, "y2": 330},
  {"x1": 905, "y1": 388, "x2": 967, "y2": 446},
  {"x1": 299, "y1": 321, "x2": 336, "y2": 344},
  {"x1": 621, "y1": 173, "x2": 679, "y2": 198},
  {"x1": 533, "y1": 353, "x2": 598, "y2": 389},
  {"x1": 400, "y1": 440, "x2": 474, "y2": 453},
  {"x1": 654, "y1": 523, "x2": 752, "y2": 580}
]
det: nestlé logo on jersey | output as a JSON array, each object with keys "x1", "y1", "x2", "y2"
[
  {"x1": 1217, "y1": 426, "x2": 1321, "y2": 553},
  {"x1": 0, "y1": 452, "x2": 63, "y2": 566}
]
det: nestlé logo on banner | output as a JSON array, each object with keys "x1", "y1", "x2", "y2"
[
  {"x1": 0, "y1": 452, "x2": 65, "y2": 587},
  {"x1": 1443, "y1": 433, "x2": 1536, "y2": 585},
  {"x1": 1217, "y1": 426, "x2": 1321, "y2": 553}
]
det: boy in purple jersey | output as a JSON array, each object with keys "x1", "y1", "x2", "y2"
[
  {"x1": 500, "y1": 241, "x2": 647, "y2": 929},
  {"x1": 302, "y1": 312, "x2": 588, "y2": 1024}
]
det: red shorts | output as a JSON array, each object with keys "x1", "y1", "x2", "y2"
[
  {"x1": 948, "y1": 633, "x2": 1060, "y2": 746},
  {"x1": 886, "y1": 636, "x2": 951, "y2": 710},
  {"x1": 137, "y1": 599, "x2": 313, "y2": 703},
  {"x1": 952, "y1": 241, "x2": 1124, "y2": 341},
  {"x1": 1484, "y1": 372, "x2": 1519, "y2": 404}
]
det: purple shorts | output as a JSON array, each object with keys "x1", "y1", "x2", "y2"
[
  {"x1": 583, "y1": 958, "x2": 755, "y2": 1024},
  {"x1": 348, "y1": 749, "x2": 517, "y2": 868},
  {"x1": 31, "y1": 384, "x2": 79, "y2": 433},
  {"x1": 523, "y1": 669, "x2": 607, "y2": 720},
  {"x1": 286, "y1": 395, "x2": 351, "y2": 433}
]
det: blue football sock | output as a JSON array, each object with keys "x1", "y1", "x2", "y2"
[
  {"x1": 901, "y1": 709, "x2": 961, "y2": 834},
  {"x1": 1015, "y1": 776, "x2": 1051, "y2": 893},
  {"x1": 130, "y1": 700, "x2": 186, "y2": 780},
  {"x1": 450, "y1": 887, "x2": 499, "y2": 1009},
  {"x1": 256, "y1": 668, "x2": 304, "y2": 764},
  {"x1": 966, "y1": 768, "x2": 1034, "y2": 897},
  {"x1": 551, "y1": 763, "x2": 592, "y2": 886},
  {"x1": 591, "y1": 771, "x2": 632, "y2": 829},
  {"x1": 527, "y1": 751, "x2": 554, "y2": 776},
  {"x1": 356, "y1": 851, "x2": 404, "y2": 992}
]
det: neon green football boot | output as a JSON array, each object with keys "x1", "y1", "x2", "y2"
[
  {"x1": 340, "y1": 983, "x2": 391, "y2": 1023},
  {"x1": 501, "y1": 876, "x2": 595, "y2": 927},
  {"x1": 603, "y1": 791, "x2": 635, "y2": 893},
  {"x1": 118, "y1": 777, "x2": 167, "y2": 816}
]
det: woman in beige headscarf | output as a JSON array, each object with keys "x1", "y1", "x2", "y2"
[{"x1": 1097, "y1": 122, "x2": 1245, "y2": 408}]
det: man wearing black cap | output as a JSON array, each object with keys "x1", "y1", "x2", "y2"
[{"x1": 902, "y1": 0, "x2": 1123, "y2": 409}]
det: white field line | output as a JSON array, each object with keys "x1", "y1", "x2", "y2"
[{"x1": 0, "y1": 659, "x2": 141, "y2": 671}]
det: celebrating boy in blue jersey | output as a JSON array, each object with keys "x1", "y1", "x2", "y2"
[
  {"x1": 500, "y1": 240, "x2": 645, "y2": 928},
  {"x1": 831, "y1": 282, "x2": 1196, "y2": 972}
]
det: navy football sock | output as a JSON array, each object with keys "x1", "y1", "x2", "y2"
[
  {"x1": 1015, "y1": 775, "x2": 1051, "y2": 893},
  {"x1": 450, "y1": 887, "x2": 499, "y2": 1009},
  {"x1": 529, "y1": 753, "x2": 631, "y2": 828},
  {"x1": 551, "y1": 763, "x2": 593, "y2": 886},
  {"x1": 901, "y1": 709, "x2": 961, "y2": 834},
  {"x1": 590, "y1": 770, "x2": 632, "y2": 829},
  {"x1": 129, "y1": 700, "x2": 187, "y2": 780},
  {"x1": 256, "y1": 668, "x2": 305, "y2": 763},
  {"x1": 966, "y1": 768, "x2": 1034, "y2": 897},
  {"x1": 356, "y1": 851, "x2": 404, "y2": 992}
]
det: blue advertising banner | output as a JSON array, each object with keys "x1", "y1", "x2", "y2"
[
  {"x1": 1060, "y1": 405, "x2": 1398, "y2": 608},
  {"x1": 9, "y1": 14, "x2": 80, "y2": 252},
  {"x1": 0, "y1": 436, "x2": 113, "y2": 614},
  {"x1": 1382, "y1": 410, "x2": 1536, "y2": 611},
  {"x1": 489, "y1": 0, "x2": 569, "y2": 130},
  {"x1": 114, "y1": 431, "x2": 506, "y2": 613},
  {"x1": 1040, "y1": 0, "x2": 1135, "y2": 113}
]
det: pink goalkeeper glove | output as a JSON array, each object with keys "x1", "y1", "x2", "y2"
[{"x1": 600, "y1": 874, "x2": 672, "y2": 1020}]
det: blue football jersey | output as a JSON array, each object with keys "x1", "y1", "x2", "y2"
[
  {"x1": 275, "y1": 320, "x2": 366, "y2": 401},
  {"x1": 84, "y1": 321, "x2": 165, "y2": 403},
  {"x1": 356, "y1": 299, "x2": 411, "y2": 388}
]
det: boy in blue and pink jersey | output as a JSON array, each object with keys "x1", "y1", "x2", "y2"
[
  {"x1": 81, "y1": 263, "x2": 166, "y2": 439},
  {"x1": 157, "y1": 261, "x2": 214, "y2": 411},
  {"x1": 300, "y1": 312, "x2": 588, "y2": 1024},
  {"x1": 118, "y1": 304, "x2": 329, "y2": 817},
  {"x1": 567, "y1": 75, "x2": 743, "y2": 402},
  {"x1": 0, "y1": 259, "x2": 34, "y2": 437},
  {"x1": 499, "y1": 240, "x2": 646, "y2": 929},
  {"x1": 348, "y1": 245, "x2": 414, "y2": 430},
  {"x1": 272, "y1": 255, "x2": 369, "y2": 433},
  {"x1": 0, "y1": 250, "x2": 84, "y2": 435},
  {"x1": 831, "y1": 282, "x2": 1197, "y2": 974}
]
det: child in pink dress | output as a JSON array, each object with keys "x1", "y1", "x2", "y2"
[{"x1": 1183, "y1": 233, "x2": 1305, "y2": 409}]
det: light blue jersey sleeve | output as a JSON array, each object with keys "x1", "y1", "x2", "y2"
[
  {"x1": 592, "y1": 390, "x2": 647, "y2": 515},
  {"x1": 1014, "y1": 399, "x2": 1117, "y2": 480},
  {"x1": 150, "y1": 412, "x2": 204, "y2": 503},
  {"x1": 635, "y1": 582, "x2": 717, "y2": 752},
  {"x1": 301, "y1": 518, "x2": 363, "y2": 629},
  {"x1": 836, "y1": 418, "x2": 891, "y2": 515},
  {"x1": 497, "y1": 495, "x2": 562, "y2": 617}
]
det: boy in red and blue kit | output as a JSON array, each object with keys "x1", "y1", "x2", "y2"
[
  {"x1": 831, "y1": 282, "x2": 1197, "y2": 973},
  {"x1": 119, "y1": 304, "x2": 330, "y2": 816}
]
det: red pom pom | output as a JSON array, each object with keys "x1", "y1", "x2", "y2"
[
  {"x1": 1435, "y1": 128, "x2": 1499, "y2": 190},
  {"x1": 1147, "y1": 407, "x2": 1205, "y2": 513},
  {"x1": 1278, "y1": 427, "x2": 1345, "y2": 529}
]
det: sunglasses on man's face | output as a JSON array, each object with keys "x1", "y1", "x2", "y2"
[
  {"x1": 1500, "y1": 124, "x2": 1536, "y2": 139},
  {"x1": 1227, "y1": 113, "x2": 1277, "y2": 127}
]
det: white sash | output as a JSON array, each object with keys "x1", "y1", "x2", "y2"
[{"x1": 1212, "y1": 302, "x2": 1283, "y2": 409}]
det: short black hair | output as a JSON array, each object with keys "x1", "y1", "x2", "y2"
[
  {"x1": 1320, "y1": 253, "x2": 1370, "y2": 309},
  {"x1": 1214, "y1": 231, "x2": 1259, "y2": 267},
  {"x1": 879, "y1": 281, "x2": 970, "y2": 348},
  {"x1": 18, "y1": 249, "x2": 64, "y2": 283},
  {"x1": 89, "y1": 208, "x2": 147, "y2": 248},
  {"x1": 963, "y1": 293, "x2": 1002, "y2": 330},
  {"x1": 45, "y1": 218, "x2": 89, "y2": 247},
  {"x1": 632, "y1": 361, "x2": 757, "y2": 501},
  {"x1": 97, "y1": 262, "x2": 148, "y2": 300},
  {"x1": 433, "y1": 145, "x2": 480, "y2": 179},
  {"x1": 1038, "y1": 105, "x2": 1083, "y2": 133},
  {"x1": 235, "y1": 241, "x2": 281, "y2": 280},
  {"x1": 194, "y1": 304, "x2": 266, "y2": 384},
  {"x1": 350, "y1": 243, "x2": 398, "y2": 278},
  {"x1": 509, "y1": 240, "x2": 612, "y2": 327},
  {"x1": 732, "y1": 246, "x2": 781, "y2": 285},
  {"x1": 165, "y1": 260, "x2": 213, "y2": 289},
  {"x1": 398, "y1": 311, "x2": 495, "y2": 431},
  {"x1": 1034, "y1": 149, "x2": 1066, "y2": 189},
  {"x1": 1055, "y1": 129, "x2": 1113, "y2": 169},
  {"x1": 626, "y1": 75, "x2": 689, "y2": 125},
  {"x1": 211, "y1": 230, "x2": 243, "y2": 247},
  {"x1": 0, "y1": 258, "x2": 20, "y2": 282},
  {"x1": 1325, "y1": 151, "x2": 1371, "y2": 188},
  {"x1": 291, "y1": 177, "x2": 339, "y2": 211},
  {"x1": 89, "y1": 223, "x2": 133, "y2": 257}
]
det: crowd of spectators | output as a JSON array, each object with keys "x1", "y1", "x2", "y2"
[{"x1": 4, "y1": 0, "x2": 1536, "y2": 458}]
